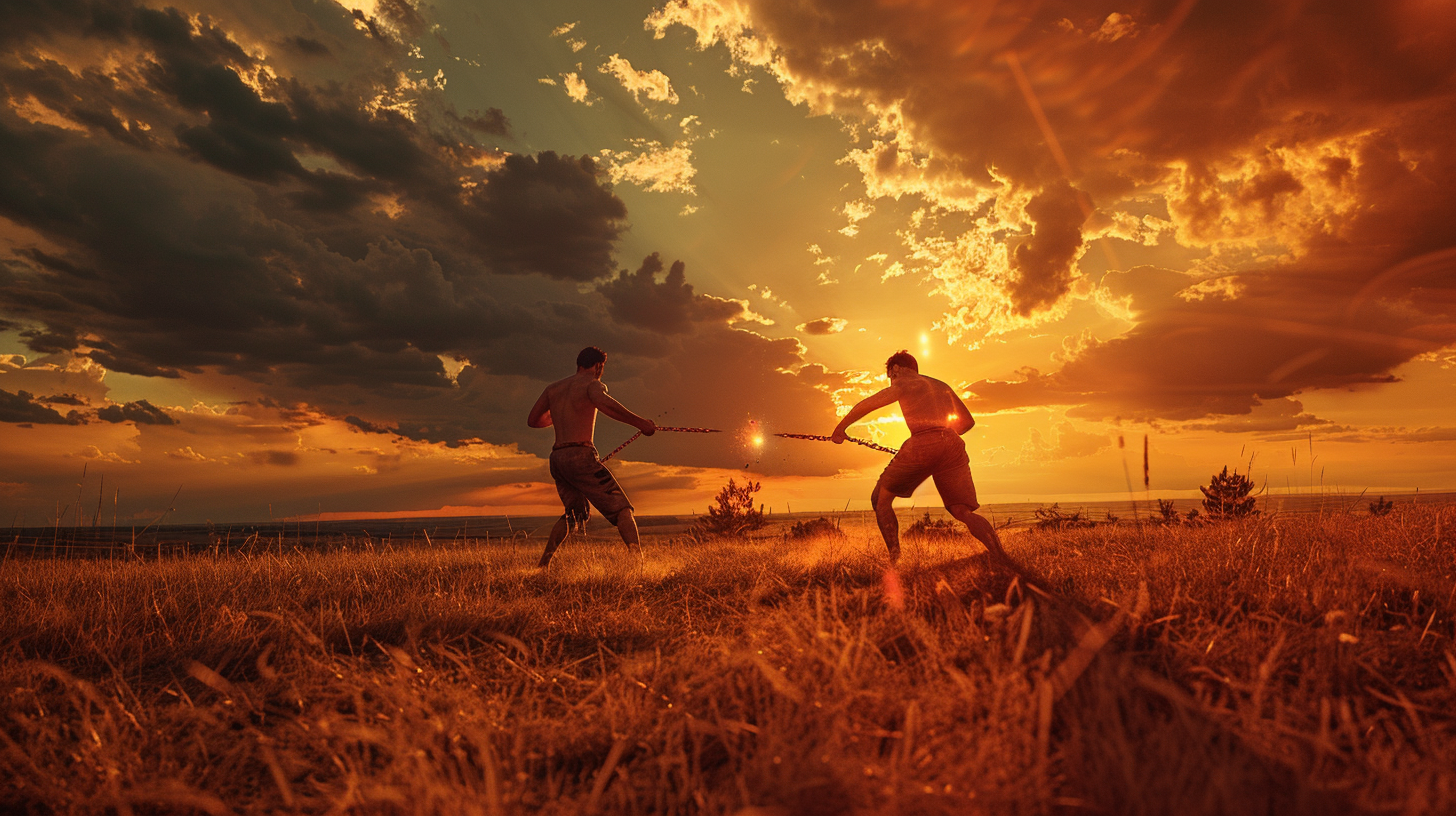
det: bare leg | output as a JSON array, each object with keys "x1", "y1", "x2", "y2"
[
  {"x1": 538, "y1": 516, "x2": 570, "y2": 568},
  {"x1": 614, "y1": 509, "x2": 642, "y2": 556},
  {"x1": 871, "y1": 484, "x2": 900, "y2": 561},
  {"x1": 946, "y1": 503, "x2": 1008, "y2": 562}
]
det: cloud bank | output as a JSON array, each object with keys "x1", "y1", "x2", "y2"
[{"x1": 650, "y1": 0, "x2": 1456, "y2": 421}]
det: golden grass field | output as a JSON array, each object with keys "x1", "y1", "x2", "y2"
[{"x1": 3, "y1": 504, "x2": 1454, "y2": 814}]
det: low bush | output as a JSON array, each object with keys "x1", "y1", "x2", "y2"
[
  {"x1": 695, "y1": 478, "x2": 766, "y2": 537},
  {"x1": 787, "y1": 516, "x2": 845, "y2": 540},
  {"x1": 905, "y1": 511, "x2": 961, "y2": 541},
  {"x1": 1033, "y1": 503, "x2": 1094, "y2": 530}
]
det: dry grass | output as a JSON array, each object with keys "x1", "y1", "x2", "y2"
[{"x1": 2, "y1": 505, "x2": 1454, "y2": 814}]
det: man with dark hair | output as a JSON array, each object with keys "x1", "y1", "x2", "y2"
[
  {"x1": 528, "y1": 346, "x2": 656, "y2": 568},
  {"x1": 576, "y1": 346, "x2": 606, "y2": 369},
  {"x1": 832, "y1": 350, "x2": 1007, "y2": 563}
]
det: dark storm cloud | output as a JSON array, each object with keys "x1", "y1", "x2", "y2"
[
  {"x1": 698, "y1": 0, "x2": 1456, "y2": 189},
  {"x1": 280, "y1": 36, "x2": 330, "y2": 57},
  {"x1": 345, "y1": 415, "x2": 396, "y2": 436},
  {"x1": 967, "y1": 124, "x2": 1456, "y2": 421},
  {"x1": 1180, "y1": 398, "x2": 1336, "y2": 435},
  {"x1": 659, "y1": 0, "x2": 1456, "y2": 421},
  {"x1": 1008, "y1": 181, "x2": 1086, "y2": 315},
  {"x1": 0, "y1": 0, "x2": 631, "y2": 400},
  {"x1": 248, "y1": 449, "x2": 299, "y2": 466},
  {"x1": 598, "y1": 253, "x2": 747, "y2": 334},
  {"x1": 450, "y1": 108, "x2": 510, "y2": 138},
  {"x1": 0, "y1": 389, "x2": 80, "y2": 425},
  {"x1": 96, "y1": 399, "x2": 176, "y2": 425},
  {"x1": 463, "y1": 153, "x2": 627, "y2": 281},
  {"x1": 965, "y1": 268, "x2": 1430, "y2": 422}
]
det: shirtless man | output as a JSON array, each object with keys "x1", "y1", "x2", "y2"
[
  {"x1": 832, "y1": 350, "x2": 1007, "y2": 563},
  {"x1": 527, "y1": 346, "x2": 656, "y2": 568}
]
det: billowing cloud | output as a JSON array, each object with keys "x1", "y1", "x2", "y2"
[
  {"x1": 0, "y1": 0, "x2": 636, "y2": 444},
  {"x1": 600, "y1": 55, "x2": 679, "y2": 105},
  {"x1": 1180, "y1": 398, "x2": 1335, "y2": 435},
  {"x1": 1009, "y1": 181, "x2": 1088, "y2": 315},
  {"x1": 97, "y1": 399, "x2": 177, "y2": 425},
  {"x1": 0, "y1": 353, "x2": 110, "y2": 404},
  {"x1": 796, "y1": 317, "x2": 847, "y2": 336},
  {"x1": 968, "y1": 249, "x2": 1453, "y2": 421},
  {"x1": 650, "y1": 0, "x2": 1456, "y2": 421},
  {"x1": 0, "y1": 389, "x2": 81, "y2": 425},
  {"x1": 599, "y1": 253, "x2": 749, "y2": 334},
  {"x1": 599, "y1": 140, "x2": 697, "y2": 194},
  {"x1": 1019, "y1": 421, "x2": 1109, "y2": 462},
  {"x1": 561, "y1": 71, "x2": 592, "y2": 104}
]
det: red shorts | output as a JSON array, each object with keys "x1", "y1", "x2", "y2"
[{"x1": 876, "y1": 428, "x2": 979, "y2": 510}]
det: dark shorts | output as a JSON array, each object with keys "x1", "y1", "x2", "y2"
[
  {"x1": 549, "y1": 444, "x2": 633, "y2": 525},
  {"x1": 876, "y1": 428, "x2": 979, "y2": 510}
]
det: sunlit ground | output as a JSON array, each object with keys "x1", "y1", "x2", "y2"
[{"x1": 2, "y1": 506, "x2": 1454, "y2": 814}]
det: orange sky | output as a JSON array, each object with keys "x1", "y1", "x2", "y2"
[{"x1": 2, "y1": 0, "x2": 1455, "y2": 524}]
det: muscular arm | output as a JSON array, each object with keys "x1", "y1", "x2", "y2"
[
  {"x1": 526, "y1": 390, "x2": 552, "y2": 428},
  {"x1": 832, "y1": 385, "x2": 900, "y2": 441},
  {"x1": 588, "y1": 382, "x2": 656, "y2": 435}
]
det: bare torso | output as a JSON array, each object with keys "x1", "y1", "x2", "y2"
[
  {"x1": 833, "y1": 369, "x2": 973, "y2": 441},
  {"x1": 893, "y1": 373, "x2": 965, "y2": 433},
  {"x1": 528, "y1": 364, "x2": 653, "y2": 444},
  {"x1": 539, "y1": 372, "x2": 605, "y2": 445}
]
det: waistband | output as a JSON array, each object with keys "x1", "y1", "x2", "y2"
[
  {"x1": 910, "y1": 426, "x2": 956, "y2": 436},
  {"x1": 552, "y1": 441, "x2": 597, "y2": 451}
]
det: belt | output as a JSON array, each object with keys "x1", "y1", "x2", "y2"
[{"x1": 552, "y1": 441, "x2": 596, "y2": 451}]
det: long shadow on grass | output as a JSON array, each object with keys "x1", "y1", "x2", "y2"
[{"x1": 914, "y1": 551, "x2": 1375, "y2": 814}]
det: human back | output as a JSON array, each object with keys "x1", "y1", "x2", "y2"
[
  {"x1": 894, "y1": 373, "x2": 965, "y2": 434},
  {"x1": 541, "y1": 373, "x2": 603, "y2": 445}
]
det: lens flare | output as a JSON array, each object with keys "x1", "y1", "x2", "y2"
[{"x1": 738, "y1": 417, "x2": 767, "y2": 468}]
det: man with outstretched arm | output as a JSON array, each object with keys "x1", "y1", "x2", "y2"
[
  {"x1": 832, "y1": 350, "x2": 1008, "y2": 564},
  {"x1": 528, "y1": 346, "x2": 656, "y2": 568}
]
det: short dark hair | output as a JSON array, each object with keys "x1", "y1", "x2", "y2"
[
  {"x1": 886, "y1": 350, "x2": 918, "y2": 374},
  {"x1": 576, "y1": 346, "x2": 607, "y2": 369}
]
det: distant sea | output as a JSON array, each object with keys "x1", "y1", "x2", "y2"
[{"x1": 8, "y1": 490, "x2": 1453, "y2": 557}]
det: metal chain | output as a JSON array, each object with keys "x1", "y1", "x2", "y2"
[
  {"x1": 600, "y1": 426, "x2": 724, "y2": 462},
  {"x1": 774, "y1": 432, "x2": 899, "y2": 455}
]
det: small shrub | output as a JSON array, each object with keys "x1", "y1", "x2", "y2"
[
  {"x1": 1369, "y1": 496, "x2": 1394, "y2": 516},
  {"x1": 1033, "y1": 503, "x2": 1093, "y2": 530},
  {"x1": 905, "y1": 512, "x2": 960, "y2": 541},
  {"x1": 788, "y1": 516, "x2": 845, "y2": 540},
  {"x1": 1200, "y1": 466, "x2": 1257, "y2": 519},
  {"x1": 1156, "y1": 498, "x2": 1180, "y2": 524},
  {"x1": 696, "y1": 478, "x2": 766, "y2": 537}
]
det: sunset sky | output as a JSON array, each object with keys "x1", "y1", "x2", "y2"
[{"x1": 3, "y1": 0, "x2": 1455, "y2": 525}]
